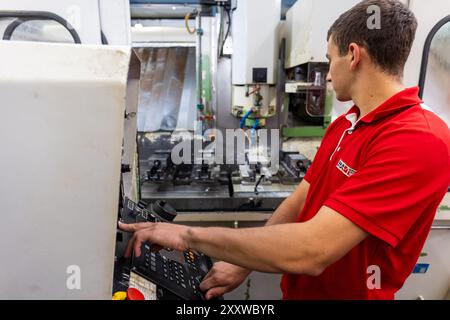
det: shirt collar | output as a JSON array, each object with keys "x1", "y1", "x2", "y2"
[{"x1": 345, "y1": 87, "x2": 423, "y2": 126}]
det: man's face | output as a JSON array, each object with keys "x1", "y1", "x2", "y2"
[{"x1": 326, "y1": 36, "x2": 353, "y2": 102}]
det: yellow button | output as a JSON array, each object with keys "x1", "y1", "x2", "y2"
[{"x1": 112, "y1": 291, "x2": 127, "y2": 300}]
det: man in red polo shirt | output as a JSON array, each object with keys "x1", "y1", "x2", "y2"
[{"x1": 120, "y1": 0, "x2": 450, "y2": 299}]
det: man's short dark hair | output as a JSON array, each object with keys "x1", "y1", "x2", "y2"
[{"x1": 327, "y1": 0, "x2": 418, "y2": 77}]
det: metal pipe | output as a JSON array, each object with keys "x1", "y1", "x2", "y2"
[
  {"x1": 196, "y1": 10, "x2": 204, "y2": 137},
  {"x1": 431, "y1": 226, "x2": 450, "y2": 230}
]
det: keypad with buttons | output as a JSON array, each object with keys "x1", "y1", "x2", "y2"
[
  {"x1": 120, "y1": 198, "x2": 214, "y2": 300},
  {"x1": 184, "y1": 251, "x2": 198, "y2": 272},
  {"x1": 133, "y1": 246, "x2": 212, "y2": 300}
]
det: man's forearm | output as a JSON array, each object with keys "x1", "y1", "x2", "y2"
[
  {"x1": 185, "y1": 223, "x2": 321, "y2": 275},
  {"x1": 121, "y1": 206, "x2": 366, "y2": 277},
  {"x1": 223, "y1": 181, "x2": 309, "y2": 273},
  {"x1": 182, "y1": 205, "x2": 367, "y2": 276},
  {"x1": 266, "y1": 180, "x2": 309, "y2": 226},
  {"x1": 230, "y1": 200, "x2": 300, "y2": 274},
  {"x1": 266, "y1": 197, "x2": 303, "y2": 226}
]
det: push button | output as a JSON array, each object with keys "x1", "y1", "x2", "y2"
[
  {"x1": 127, "y1": 288, "x2": 145, "y2": 300},
  {"x1": 112, "y1": 291, "x2": 127, "y2": 300}
]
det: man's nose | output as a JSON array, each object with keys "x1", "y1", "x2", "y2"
[{"x1": 326, "y1": 71, "x2": 332, "y2": 82}]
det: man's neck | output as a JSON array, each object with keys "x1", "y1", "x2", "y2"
[{"x1": 351, "y1": 74, "x2": 405, "y2": 120}]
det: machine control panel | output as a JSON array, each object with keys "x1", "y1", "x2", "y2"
[
  {"x1": 115, "y1": 198, "x2": 214, "y2": 300},
  {"x1": 132, "y1": 246, "x2": 212, "y2": 300}
]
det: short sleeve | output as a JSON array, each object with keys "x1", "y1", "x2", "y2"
[
  {"x1": 324, "y1": 130, "x2": 450, "y2": 248},
  {"x1": 303, "y1": 159, "x2": 315, "y2": 184}
]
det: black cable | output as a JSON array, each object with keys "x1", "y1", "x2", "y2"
[
  {"x1": 101, "y1": 31, "x2": 109, "y2": 45},
  {"x1": 418, "y1": 15, "x2": 450, "y2": 98},
  {"x1": 3, "y1": 18, "x2": 24, "y2": 41},
  {"x1": 227, "y1": 171, "x2": 234, "y2": 198},
  {"x1": 0, "y1": 10, "x2": 81, "y2": 44},
  {"x1": 3, "y1": 11, "x2": 107, "y2": 45},
  {"x1": 3, "y1": 17, "x2": 46, "y2": 41},
  {"x1": 220, "y1": 7, "x2": 231, "y2": 56},
  {"x1": 254, "y1": 175, "x2": 265, "y2": 194}
]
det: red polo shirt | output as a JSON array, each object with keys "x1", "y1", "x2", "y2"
[{"x1": 281, "y1": 87, "x2": 450, "y2": 300}]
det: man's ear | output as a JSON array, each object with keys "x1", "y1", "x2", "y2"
[{"x1": 348, "y1": 43, "x2": 361, "y2": 71}]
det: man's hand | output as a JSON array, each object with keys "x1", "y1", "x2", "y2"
[
  {"x1": 118, "y1": 221, "x2": 191, "y2": 258},
  {"x1": 199, "y1": 262, "x2": 251, "y2": 300}
]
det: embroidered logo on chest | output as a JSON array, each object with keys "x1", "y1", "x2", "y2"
[{"x1": 336, "y1": 159, "x2": 357, "y2": 177}]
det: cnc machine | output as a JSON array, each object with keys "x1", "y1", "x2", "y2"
[{"x1": 0, "y1": 0, "x2": 449, "y2": 300}]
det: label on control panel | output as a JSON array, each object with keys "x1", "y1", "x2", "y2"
[
  {"x1": 412, "y1": 263, "x2": 430, "y2": 274},
  {"x1": 129, "y1": 271, "x2": 157, "y2": 300},
  {"x1": 127, "y1": 201, "x2": 135, "y2": 211}
]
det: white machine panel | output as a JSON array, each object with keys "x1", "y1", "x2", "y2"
[
  {"x1": 0, "y1": 41, "x2": 131, "y2": 299},
  {"x1": 98, "y1": 0, "x2": 132, "y2": 45},
  {"x1": 396, "y1": 228, "x2": 450, "y2": 300},
  {"x1": 122, "y1": 51, "x2": 141, "y2": 202},
  {"x1": 232, "y1": 0, "x2": 281, "y2": 85},
  {"x1": 0, "y1": 0, "x2": 102, "y2": 44},
  {"x1": 285, "y1": 0, "x2": 360, "y2": 68}
]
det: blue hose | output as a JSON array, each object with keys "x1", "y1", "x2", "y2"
[
  {"x1": 252, "y1": 118, "x2": 260, "y2": 131},
  {"x1": 240, "y1": 109, "x2": 254, "y2": 129}
]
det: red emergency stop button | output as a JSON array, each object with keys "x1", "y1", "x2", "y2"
[{"x1": 127, "y1": 288, "x2": 145, "y2": 300}]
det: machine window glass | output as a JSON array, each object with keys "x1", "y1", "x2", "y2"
[
  {"x1": 419, "y1": 16, "x2": 450, "y2": 125},
  {"x1": 0, "y1": 11, "x2": 81, "y2": 44},
  {"x1": 135, "y1": 46, "x2": 197, "y2": 132},
  {"x1": 5, "y1": 19, "x2": 76, "y2": 44},
  {"x1": 281, "y1": 0, "x2": 297, "y2": 20}
]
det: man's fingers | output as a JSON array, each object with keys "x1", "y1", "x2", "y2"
[
  {"x1": 124, "y1": 233, "x2": 137, "y2": 258},
  {"x1": 205, "y1": 287, "x2": 227, "y2": 300},
  {"x1": 202, "y1": 262, "x2": 223, "y2": 281},
  {"x1": 133, "y1": 232, "x2": 146, "y2": 257},
  {"x1": 121, "y1": 223, "x2": 157, "y2": 258},
  {"x1": 199, "y1": 274, "x2": 219, "y2": 292},
  {"x1": 118, "y1": 221, "x2": 154, "y2": 233},
  {"x1": 201, "y1": 269, "x2": 214, "y2": 282},
  {"x1": 118, "y1": 221, "x2": 136, "y2": 233}
]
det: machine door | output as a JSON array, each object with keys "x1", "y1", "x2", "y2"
[{"x1": 0, "y1": 40, "x2": 131, "y2": 299}]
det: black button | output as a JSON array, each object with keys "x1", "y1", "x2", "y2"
[{"x1": 252, "y1": 68, "x2": 268, "y2": 83}]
